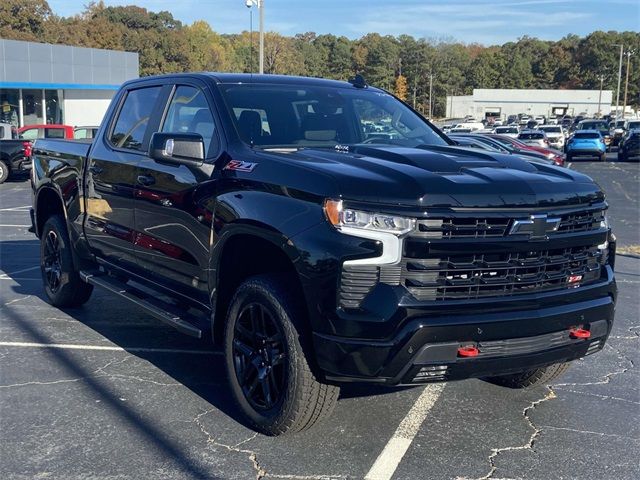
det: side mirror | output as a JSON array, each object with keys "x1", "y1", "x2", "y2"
[{"x1": 149, "y1": 132, "x2": 204, "y2": 164}]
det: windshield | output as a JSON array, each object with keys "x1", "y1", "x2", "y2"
[
  {"x1": 579, "y1": 121, "x2": 608, "y2": 132},
  {"x1": 219, "y1": 83, "x2": 448, "y2": 149},
  {"x1": 540, "y1": 126, "x2": 561, "y2": 133},
  {"x1": 627, "y1": 121, "x2": 640, "y2": 129}
]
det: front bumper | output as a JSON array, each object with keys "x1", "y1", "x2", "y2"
[{"x1": 314, "y1": 272, "x2": 616, "y2": 385}]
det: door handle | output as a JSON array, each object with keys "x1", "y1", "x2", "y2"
[
  {"x1": 137, "y1": 174, "x2": 155, "y2": 186},
  {"x1": 89, "y1": 165, "x2": 103, "y2": 175}
]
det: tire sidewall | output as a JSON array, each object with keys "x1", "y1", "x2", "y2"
[
  {"x1": 40, "y1": 216, "x2": 76, "y2": 304},
  {"x1": 223, "y1": 279, "x2": 301, "y2": 433},
  {"x1": 0, "y1": 161, "x2": 9, "y2": 184}
]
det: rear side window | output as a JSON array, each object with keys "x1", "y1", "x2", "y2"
[
  {"x1": 110, "y1": 87, "x2": 162, "y2": 151},
  {"x1": 162, "y1": 86, "x2": 217, "y2": 156},
  {"x1": 45, "y1": 128, "x2": 65, "y2": 139}
]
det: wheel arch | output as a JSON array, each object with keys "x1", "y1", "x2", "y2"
[
  {"x1": 209, "y1": 224, "x2": 307, "y2": 345},
  {"x1": 34, "y1": 185, "x2": 67, "y2": 238}
]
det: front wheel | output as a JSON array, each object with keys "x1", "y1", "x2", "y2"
[
  {"x1": 0, "y1": 160, "x2": 9, "y2": 184},
  {"x1": 40, "y1": 215, "x2": 93, "y2": 307},
  {"x1": 224, "y1": 274, "x2": 340, "y2": 435},
  {"x1": 484, "y1": 362, "x2": 571, "y2": 389}
]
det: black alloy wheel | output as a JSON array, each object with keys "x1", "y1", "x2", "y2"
[
  {"x1": 43, "y1": 230, "x2": 63, "y2": 293},
  {"x1": 232, "y1": 303, "x2": 287, "y2": 411}
]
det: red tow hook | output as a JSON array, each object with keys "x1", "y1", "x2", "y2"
[
  {"x1": 457, "y1": 345, "x2": 480, "y2": 357},
  {"x1": 569, "y1": 327, "x2": 591, "y2": 339}
]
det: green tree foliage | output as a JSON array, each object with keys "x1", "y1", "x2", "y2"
[{"x1": 1, "y1": 1, "x2": 638, "y2": 115}]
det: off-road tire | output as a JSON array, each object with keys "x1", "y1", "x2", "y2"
[
  {"x1": 484, "y1": 362, "x2": 571, "y2": 389},
  {"x1": 224, "y1": 274, "x2": 340, "y2": 435},
  {"x1": 0, "y1": 160, "x2": 9, "y2": 184},
  {"x1": 40, "y1": 215, "x2": 93, "y2": 307}
]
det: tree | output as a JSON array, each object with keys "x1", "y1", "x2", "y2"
[
  {"x1": 0, "y1": 0, "x2": 52, "y2": 41},
  {"x1": 394, "y1": 75, "x2": 408, "y2": 101}
]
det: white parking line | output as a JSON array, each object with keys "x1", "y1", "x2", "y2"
[
  {"x1": 0, "y1": 341, "x2": 223, "y2": 356},
  {"x1": 0, "y1": 205, "x2": 31, "y2": 211},
  {"x1": 0, "y1": 224, "x2": 31, "y2": 227},
  {"x1": 365, "y1": 384, "x2": 445, "y2": 480},
  {"x1": 0, "y1": 266, "x2": 40, "y2": 278}
]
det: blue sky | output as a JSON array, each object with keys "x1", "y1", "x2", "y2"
[{"x1": 48, "y1": 0, "x2": 640, "y2": 45}]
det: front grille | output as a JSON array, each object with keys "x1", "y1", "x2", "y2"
[
  {"x1": 414, "y1": 207, "x2": 605, "y2": 239},
  {"x1": 404, "y1": 245, "x2": 604, "y2": 301}
]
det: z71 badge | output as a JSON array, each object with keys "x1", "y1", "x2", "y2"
[{"x1": 224, "y1": 160, "x2": 257, "y2": 172}]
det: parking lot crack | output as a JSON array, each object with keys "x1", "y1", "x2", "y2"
[
  {"x1": 192, "y1": 408, "x2": 267, "y2": 479},
  {"x1": 460, "y1": 388, "x2": 557, "y2": 480},
  {"x1": 537, "y1": 425, "x2": 640, "y2": 441}
]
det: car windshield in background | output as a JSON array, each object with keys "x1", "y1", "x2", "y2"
[
  {"x1": 540, "y1": 126, "x2": 562, "y2": 133},
  {"x1": 519, "y1": 133, "x2": 544, "y2": 139},
  {"x1": 579, "y1": 122, "x2": 608, "y2": 132},
  {"x1": 495, "y1": 127, "x2": 518, "y2": 133},
  {"x1": 219, "y1": 84, "x2": 448, "y2": 149},
  {"x1": 627, "y1": 121, "x2": 640, "y2": 129},
  {"x1": 574, "y1": 132, "x2": 600, "y2": 139}
]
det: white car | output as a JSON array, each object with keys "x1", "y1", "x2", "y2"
[
  {"x1": 517, "y1": 130, "x2": 550, "y2": 148},
  {"x1": 537, "y1": 125, "x2": 565, "y2": 149},
  {"x1": 534, "y1": 115, "x2": 546, "y2": 125},
  {"x1": 493, "y1": 126, "x2": 520, "y2": 138}
]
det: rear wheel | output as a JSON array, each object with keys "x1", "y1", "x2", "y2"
[
  {"x1": 484, "y1": 362, "x2": 571, "y2": 389},
  {"x1": 599, "y1": 152, "x2": 606, "y2": 162},
  {"x1": 224, "y1": 274, "x2": 339, "y2": 435},
  {"x1": 0, "y1": 160, "x2": 9, "y2": 184},
  {"x1": 40, "y1": 215, "x2": 93, "y2": 307}
]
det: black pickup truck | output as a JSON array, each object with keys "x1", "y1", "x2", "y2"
[
  {"x1": 31, "y1": 73, "x2": 617, "y2": 435},
  {"x1": 0, "y1": 130, "x2": 32, "y2": 183}
]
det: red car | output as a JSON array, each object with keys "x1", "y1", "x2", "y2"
[
  {"x1": 17, "y1": 124, "x2": 75, "y2": 140},
  {"x1": 485, "y1": 133, "x2": 565, "y2": 167}
]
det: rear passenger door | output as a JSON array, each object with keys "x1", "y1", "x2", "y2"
[
  {"x1": 84, "y1": 85, "x2": 165, "y2": 270},
  {"x1": 133, "y1": 82, "x2": 219, "y2": 302}
]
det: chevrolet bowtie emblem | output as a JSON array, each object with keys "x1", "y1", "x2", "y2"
[{"x1": 509, "y1": 214, "x2": 561, "y2": 240}]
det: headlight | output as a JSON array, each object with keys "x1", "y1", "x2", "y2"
[
  {"x1": 324, "y1": 199, "x2": 415, "y2": 236},
  {"x1": 598, "y1": 213, "x2": 609, "y2": 250}
]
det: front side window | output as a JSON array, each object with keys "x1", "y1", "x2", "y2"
[
  {"x1": 110, "y1": 86, "x2": 162, "y2": 151},
  {"x1": 162, "y1": 86, "x2": 217, "y2": 156},
  {"x1": 45, "y1": 128, "x2": 65, "y2": 139},
  {"x1": 219, "y1": 84, "x2": 448, "y2": 149}
]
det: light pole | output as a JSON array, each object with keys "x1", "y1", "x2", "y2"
[
  {"x1": 597, "y1": 73, "x2": 606, "y2": 117},
  {"x1": 622, "y1": 49, "x2": 634, "y2": 119},
  {"x1": 428, "y1": 72, "x2": 435, "y2": 119},
  {"x1": 613, "y1": 44, "x2": 623, "y2": 119},
  {"x1": 245, "y1": 0, "x2": 264, "y2": 74}
]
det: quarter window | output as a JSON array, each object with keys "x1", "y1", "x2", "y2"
[
  {"x1": 110, "y1": 87, "x2": 162, "y2": 151},
  {"x1": 162, "y1": 86, "x2": 216, "y2": 156}
]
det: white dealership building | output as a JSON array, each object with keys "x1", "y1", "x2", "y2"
[
  {"x1": 0, "y1": 39, "x2": 139, "y2": 128},
  {"x1": 446, "y1": 88, "x2": 613, "y2": 120}
]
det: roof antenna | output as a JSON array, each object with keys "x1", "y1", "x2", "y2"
[{"x1": 348, "y1": 74, "x2": 367, "y2": 89}]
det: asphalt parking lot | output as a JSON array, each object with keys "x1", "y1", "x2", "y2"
[{"x1": 1, "y1": 158, "x2": 638, "y2": 480}]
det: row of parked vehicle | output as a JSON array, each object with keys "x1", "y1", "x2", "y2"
[{"x1": 0, "y1": 123, "x2": 99, "y2": 183}]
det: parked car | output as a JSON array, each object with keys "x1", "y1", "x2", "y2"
[
  {"x1": 534, "y1": 115, "x2": 546, "y2": 125},
  {"x1": 30, "y1": 72, "x2": 616, "y2": 435},
  {"x1": 485, "y1": 133, "x2": 565, "y2": 166},
  {"x1": 617, "y1": 129, "x2": 640, "y2": 162},
  {"x1": 0, "y1": 133, "x2": 32, "y2": 183},
  {"x1": 575, "y1": 120, "x2": 611, "y2": 150},
  {"x1": 18, "y1": 124, "x2": 75, "y2": 140},
  {"x1": 449, "y1": 127, "x2": 473, "y2": 133},
  {"x1": 450, "y1": 133, "x2": 559, "y2": 166},
  {"x1": 493, "y1": 126, "x2": 519, "y2": 138},
  {"x1": 517, "y1": 130, "x2": 549, "y2": 148},
  {"x1": 610, "y1": 119, "x2": 626, "y2": 146},
  {"x1": 622, "y1": 119, "x2": 640, "y2": 135},
  {"x1": 73, "y1": 126, "x2": 100, "y2": 140},
  {"x1": 0, "y1": 122, "x2": 17, "y2": 140},
  {"x1": 566, "y1": 130, "x2": 607, "y2": 161},
  {"x1": 537, "y1": 125, "x2": 566, "y2": 150}
]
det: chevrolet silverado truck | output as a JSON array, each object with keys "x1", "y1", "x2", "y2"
[
  {"x1": 0, "y1": 123, "x2": 32, "y2": 183},
  {"x1": 31, "y1": 73, "x2": 617, "y2": 435}
]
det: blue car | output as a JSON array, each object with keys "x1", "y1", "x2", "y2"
[{"x1": 566, "y1": 130, "x2": 607, "y2": 161}]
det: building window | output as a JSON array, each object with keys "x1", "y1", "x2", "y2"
[
  {"x1": 22, "y1": 89, "x2": 44, "y2": 125},
  {"x1": 45, "y1": 90, "x2": 64, "y2": 124},
  {"x1": 0, "y1": 90, "x2": 20, "y2": 128}
]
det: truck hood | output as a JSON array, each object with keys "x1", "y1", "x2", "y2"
[{"x1": 262, "y1": 144, "x2": 603, "y2": 209}]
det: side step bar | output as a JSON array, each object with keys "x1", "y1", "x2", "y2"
[{"x1": 80, "y1": 270, "x2": 203, "y2": 338}]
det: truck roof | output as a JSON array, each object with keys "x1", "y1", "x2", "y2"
[{"x1": 123, "y1": 72, "x2": 377, "y2": 91}]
